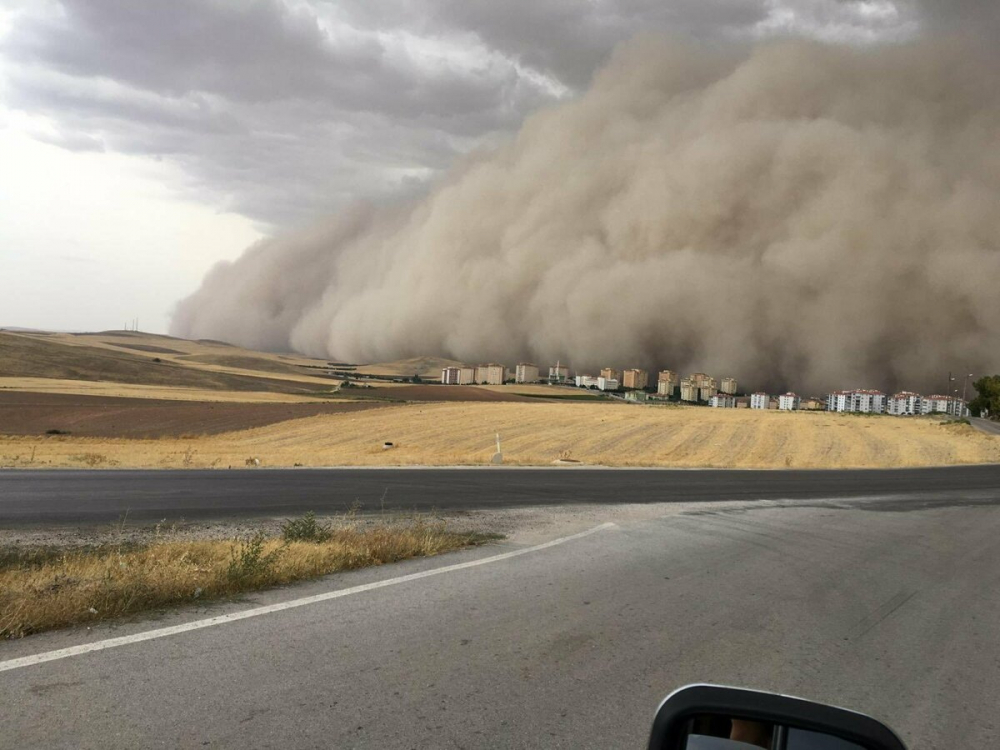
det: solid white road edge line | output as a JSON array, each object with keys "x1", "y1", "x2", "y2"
[{"x1": 0, "y1": 522, "x2": 618, "y2": 674}]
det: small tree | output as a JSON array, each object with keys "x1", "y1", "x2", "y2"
[{"x1": 969, "y1": 375, "x2": 1000, "y2": 418}]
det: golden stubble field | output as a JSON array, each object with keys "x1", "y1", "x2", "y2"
[{"x1": 2, "y1": 401, "x2": 997, "y2": 470}]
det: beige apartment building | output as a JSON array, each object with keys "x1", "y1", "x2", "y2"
[
  {"x1": 622, "y1": 369, "x2": 649, "y2": 390},
  {"x1": 600, "y1": 368, "x2": 622, "y2": 382},
  {"x1": 680, "y1": 379, "x2": 699, "y2": 402},
  {"x1": 690, "y1": 373, "x2": 713, "y2": 388},
  {"x1": 458, "y1": 366, "x2": 476, "y2": 385},
  {"x1": 475, "y1": 364, "x2": 507, "y2": 385},
  {"x1": 515, "y1": 363, "x2": 540, "y2": 384},
  {"x1": 719, "y1": 377, "x2": 738, "y2": 395},
  {"x1": 441, "y1": 367, "x2": 461, "y2": 385},
  {"x1": 657, "y1": 370, "x2": 677, "y2": 397}
]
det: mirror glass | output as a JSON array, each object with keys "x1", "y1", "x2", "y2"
[
  {"x1": 682, "y1": 715, "x2": 867, "y2": 750},
  {"x1": 786, "y1": 728, "x2": 865, "y2": 750}
]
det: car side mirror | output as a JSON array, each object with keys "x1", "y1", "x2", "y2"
[{"x1": 648, "y1": 685, "x2": 907, "y2": 750}]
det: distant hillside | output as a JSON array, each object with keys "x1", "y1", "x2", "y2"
[
  {"x1": 177, "y1": 353, "x2": 311, "y2": 376},
  {"x1": 0, "y1": 332, "x2": 335, "y2": 395},
  {"x1": 356, "y1": 356, "x2": 465, "y2": 379}
]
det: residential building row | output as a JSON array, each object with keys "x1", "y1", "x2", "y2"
[
  {"x1": 440, "y1": 362, "x2": 970, "y2": 417},
  {"x1": 707, "y1": 388, "x2": 968, "y2": 416}
]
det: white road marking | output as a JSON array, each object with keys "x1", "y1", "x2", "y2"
[{"x1": 0, "y1": 522, "x2": 617, "y2": 673}]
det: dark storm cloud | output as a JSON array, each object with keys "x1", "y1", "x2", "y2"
[{"x1": 1, "y1": 0, "x2": 900, "y2": 227}]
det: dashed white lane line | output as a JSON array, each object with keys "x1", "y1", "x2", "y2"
[{"x1": 0, "y1": 522, "x2": 617, "y2": 673}]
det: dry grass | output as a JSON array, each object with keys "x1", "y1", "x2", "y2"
[
  {"x1": 3, "y1": 401, "x2": 998, "y2": 470},
  {"x1": 0, "y1": 519, "x2": 495, "y2": 638}
]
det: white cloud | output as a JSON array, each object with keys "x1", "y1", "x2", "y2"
[{"x1": 0, "y1": 126, "x2": 260, "y2": 331}]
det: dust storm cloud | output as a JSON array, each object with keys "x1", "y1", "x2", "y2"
[{"x1": 171, "y1": 19, "x2": 1000, "y2": 393}]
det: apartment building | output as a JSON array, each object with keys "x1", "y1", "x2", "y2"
[
  {"x1": 698, "y1": 385, "x2": 716, "y2": 402},
  {"x1": 921, "y1": 395, "x2": 968, "y2": 417},
  {"x1": 600, "y1": 368, "x2": 622, "y2": 382},
  {"x1": 750, "y1": 393, "x2": 769, "y2": 410},
  {"x1": 887, "y1": 392, "x2": 922, "y2": 416},
  {"x1": 827, "y1": 390, "x2": 886, "y2": 414},
  {"x1": 575, "y1": 375, "x2": 599, "y2": 389},
  {"x1": 778, "y1": 393, "x2": 800, "y2": 411},
  {"x1": 597, "y1": 377, "x2": 619, "y2": 392},
  {"x1": 515, "y1": 363, "x2": 540, "y2": 384},
  {"x1": 441, "y1": 367, "x2": 461, "y2": 385},
  {"x1": 710, "y1": 393, "x2": 736, "y2": 408},
  {"x1": 657, "y1": 370, "x2": 678, "y2": 395},
  {"x1": 680, "y1": 379, "x2": 699, "y2": 402},
  {"x1": 657, "y1": 379, "x2": 676, "y2": 397},
  {"x1": 475, "y1": 364, "x2": 507, "y2": 385},
  {"x1": 548, "y1": 362, "x2": 569, "y2": 384},
  {"x1": 719, "y1": 377, "x2": 738, "y2": 395},
  {"x1": 458, "y1": 366, "x2": 476, "y2": 385},
  {"x1": 622, "y1": 369, "x2": 649, "y2": 390}
]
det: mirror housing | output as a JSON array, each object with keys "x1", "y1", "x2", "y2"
[{"x1": 648, "y1": 685, "x2": 907, "y2": 750}]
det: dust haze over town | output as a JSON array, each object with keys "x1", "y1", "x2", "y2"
[{"x1": 168, "y1": 0, "x2": 1000, "y2": 396}]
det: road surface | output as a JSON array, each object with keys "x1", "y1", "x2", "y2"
[
  {"x1": 2, "y1": 490, "x2": 998, "y2": 748},
  {"x1": 971, "y1": 417, "x2": 1000, "y2": 436},
  {"x1": 3, "y1": 464, "x2": 1000, "y2": 525}
]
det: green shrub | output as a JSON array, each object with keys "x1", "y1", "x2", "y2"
[
  {"x1": 226, "y1": 532, "x2": 282, "y2": 585},
  {"x1": 280, "y1": 511, "x2": 331, "y2": 542}
]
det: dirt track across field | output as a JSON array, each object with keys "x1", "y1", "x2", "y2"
[{"x1": 0, "y1": 392, "x2": 388, "y2": 438}]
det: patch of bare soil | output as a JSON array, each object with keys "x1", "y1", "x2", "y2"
[{"x1": 0, "y1": 392, "x2": 388, "y2": 438}]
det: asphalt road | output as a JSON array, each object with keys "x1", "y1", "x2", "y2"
[
  {"x1": 971, "y1": 417, "x2": 1000, "y2": 436},
  {"x1": 3, "y1": 491, "x2": 999, "y2": 748},
  {"x1": 3, "y1": 464, "x2": 1000, "y2": 525}
]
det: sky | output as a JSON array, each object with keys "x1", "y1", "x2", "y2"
[{"x1": 0, "y1": 0, "x2": 919, "y2": 333}]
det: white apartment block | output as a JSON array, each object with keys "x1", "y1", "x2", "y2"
[
  {"x1": 750, "y1": 393, "x2": 769, "y2": 410},
  {"x1": 920, "y1": 395, "x2": 968, "y2": 417},
  {"x1": 515, "y1": 363, "x2": 540, "y2": 384},
  {"x1": 597, "y1": 377, "x2": 619, "y2": 392},
  {"x1": 887, "y1": 392, "x2": 922, "y2": 416},
  {"x1": 710, "y1": 393, "x2": 736, "y2": 408},
  {"x1": 698, "y1": 385, "x2": 715, "y2": 402},
  {"x1": 826, "y1": 390, "x2": 886, "y2": 414},
  {"x1": 441, "y1": 367, "x2": 461, "y2": 385},
  {"x1": 778, "y1": 393, "x2": 800, "y2": 411},
  {"x1": 575, "y1": 375, "x2": 600, "y2": 389}
]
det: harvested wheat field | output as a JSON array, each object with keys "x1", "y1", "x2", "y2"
[{"x1": 2, "y1": 401, "x2": 997, "y2": 470}]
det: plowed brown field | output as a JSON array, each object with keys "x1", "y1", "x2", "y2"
[{"x1": 0, "y1": 392, "x2": 387, "y2": 438}]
